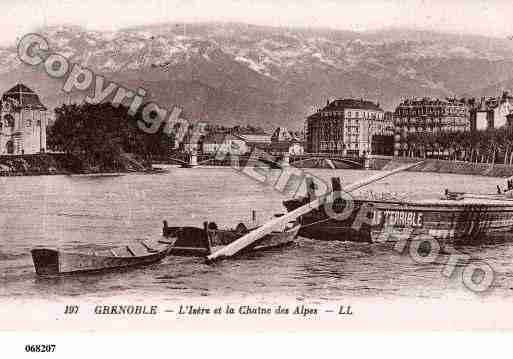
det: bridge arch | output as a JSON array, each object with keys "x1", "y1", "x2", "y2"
[{"x1": 289, "y1": 155, "x2": 363, "y2": 169}]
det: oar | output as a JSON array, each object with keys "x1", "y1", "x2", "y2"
[
  {"x1": 460, "y1": 194, "x2": 513, "y2": 202},
  {"x1": 447, "y1": 190, "x2": 502, "y2": 197},
  {"x1": 445, "y1": 190, "x2": 510, "y2": 199},
  {"x1": 206, "y1": 160, "x2": 424, "y2": 262},
  {"x1": 461, "y1": 193, "x2": 505, "y2": 198}
]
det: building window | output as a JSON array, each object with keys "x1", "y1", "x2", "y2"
[
  {"x1": 5, "y1": 140, "x2": 14, "y2": 154},
  {"x1": 4, "y1": 114, "x2": 14, "y2": 127}
]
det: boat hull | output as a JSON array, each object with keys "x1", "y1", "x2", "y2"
[
  {"x1": 31, "y1": 244, "x2": 171, "y2": 277},
  {"x1": 164, "y1": 223, "x2": 300, "y2": 256},
  {"x1": 236, "y1": 224, "x2": 300, "y2": 254},
  {"x1": 283, "y1": 197, "x2": 513, "y2": 244}
]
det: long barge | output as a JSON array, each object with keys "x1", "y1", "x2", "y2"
[{"x1": 283, "y1": 181, "x2": 513, "y2": 244}]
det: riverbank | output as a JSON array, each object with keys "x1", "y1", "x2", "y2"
[
  {"x1": 7, "y1": 153, "x2": 513, "y2": 178},
  {"x1": 0, "y1": 153, "x2": 152, "y2": 176},
  {"x1": 368, "y1": 155, "x2": 513, "y2": 177}
]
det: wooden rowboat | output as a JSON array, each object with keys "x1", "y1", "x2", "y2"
[
  {"x1": 283, "y1": 179, "x2": 513, "y2": 244},
  {"x1": 31, "y1": 240, "x2": 173, "y2": 277},
  {"x1": 162, "y1": 218, "x2": 300, "y2": 257}
]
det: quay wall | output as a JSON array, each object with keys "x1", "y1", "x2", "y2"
[
  {"x1": 153, "y1": 153, "x2": 513, "y2": 177},
  {"x1": 367, "y1": 155, "x2": 513, "y2": 177},
  {"x1": 0, "y1": 153, "x2": 82, "y2": 176},
  {"x1": 0, "y1": 153, "x2": 150, "y2": 176}
]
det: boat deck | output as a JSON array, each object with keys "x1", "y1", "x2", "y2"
[{"x1": 353, "y1": 196, "x2": 513, "y2": 208}]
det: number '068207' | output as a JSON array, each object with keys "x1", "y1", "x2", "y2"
[{"x1": 24, "y1": 344, "x2": 56, "y2": 353}]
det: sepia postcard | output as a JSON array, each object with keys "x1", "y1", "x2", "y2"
[{"x1": 2, "y1": 0, "x2": 513, "y2": 355}]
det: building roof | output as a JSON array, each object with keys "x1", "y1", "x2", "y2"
[
  {"x1": 237, "y1": 133, "x2": 271, "y2": 143},
  {"x1": 396, "y1": 97, "x2": 466, "y2": 108},
  {"x1": 1, "y1": 84, "x2": 47, "y2": 110},
  {"x1": 203, "y1": 133, "x2": 239, "y2": 144},
  {"x1": 308, "y1": 98, "x2": 383, "y2": 120},
  {"x1": 322, "y1": 99, "x2": 383, "y2": 112},
  {"x1": 235, "y1": 128, "x2": 268, "y2": 135}
]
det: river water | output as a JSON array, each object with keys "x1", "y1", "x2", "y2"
[{"x1": 1, "y1": 166, "x2": 513, "y2": 302}]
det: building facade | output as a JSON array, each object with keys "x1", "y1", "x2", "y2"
[
  {"x1": 469, "y1": 92, "x2": 513, "y2": 131},
  {"x1": 235, "y1": 132, "x2": 271, "y2": 150},
  {"x1": 202, "y1": 133, "x2": 248, "y2": 155},
  {"x1": 507, "y1": 113, "x2": 513, "y2": 128},
  {"x1": 393, "y1": 97, "x2": 470, "y2": 156},
  {"x1": 269, "y1": 127, "x2": 305, "y2": 155},
  {"x1": 0, "y1": 84, "x2": 47, "y2": 155},
  {"x1": 371, "y1": 111, "x2": 395, "y2": 155},
  {"x1": 306, "y1": 98, "x2": 385, "y2": 156}
]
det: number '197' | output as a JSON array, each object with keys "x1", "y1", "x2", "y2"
[{"x1": 25, "y1": 345, "x2": 56, "y2": 353}]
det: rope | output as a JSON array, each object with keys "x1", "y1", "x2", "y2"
[{"x1": 299, "y1": 217, "x2": 333, "y2": 229}]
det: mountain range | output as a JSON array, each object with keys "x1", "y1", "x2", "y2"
[{"x1": 2, "y1": 22, "x2": 513, "y2": 130}]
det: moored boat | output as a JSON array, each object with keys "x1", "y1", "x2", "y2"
[
  {"x1": 31, "y1": 239, "x2": 173, "y2": 277},
  {"x1": 283, "y1": 179, "x2": 513, "y2": 244},
  {"x1": 163, "y1": 218, "x2": 300, "y2": 257}
]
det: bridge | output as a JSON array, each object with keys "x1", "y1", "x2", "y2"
[
  {"x1": 288, "y1": 154, "x2": 364, "y2": 169},
  {"x1": 166, "y1": 153, "x2": 234, "y2": 167},
  {"x1": 158, "y1": 152, "x2": 364, "y2": 169}
]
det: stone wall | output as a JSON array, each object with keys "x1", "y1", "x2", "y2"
[{"x1": 367, "y1": 155, "x2": 513, "y2": 177}]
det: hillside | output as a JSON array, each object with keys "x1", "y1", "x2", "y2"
[{"x1": 2, "y1": 23, "x2": 513, "y2": 130}]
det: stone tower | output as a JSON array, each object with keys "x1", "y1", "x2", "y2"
[{"x1": 0, "y1": 84, "x2": 48, "y2": 155}]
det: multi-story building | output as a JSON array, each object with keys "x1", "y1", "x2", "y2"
[
  {"x1": 469, "y1": 92, "x2": 513, "y2": 131},
  {"x1": 306, "y1": 98, "x2": 385, "y2": 156},
  {"x1": 0, "y1": 84, "x2": 48, "y2": 155},
  {"x1": 393, "y1": 97, "x2": 470, "y2": 156},
  {"x1": 371, "y1": 111, "x2": 395, "y2": 155}
]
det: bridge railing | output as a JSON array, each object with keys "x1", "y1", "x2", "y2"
[
  {"x1": 290, "y1": 153, "x2": 364, "y2": 163},
  {"x1": 153, "y1": 152, "x2": 365, "y2": 168}
]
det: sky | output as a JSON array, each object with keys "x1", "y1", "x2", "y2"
[{"x1": 1, "y1": 0, "x2": 513, "y2": 45}]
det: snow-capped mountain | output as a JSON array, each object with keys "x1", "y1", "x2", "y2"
[{"x1": 2, "y1": 23, "x2": 513, "y2": 129}]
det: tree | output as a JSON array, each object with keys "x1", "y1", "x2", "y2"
[
  {"x1": 48, "y1": 102, "x2": 171, "y2": 172},
  {"x1": 402, "y1": 123, "x2": 513, "y2": 165}
]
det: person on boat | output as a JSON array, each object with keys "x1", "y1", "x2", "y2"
[{"x1": 497, "y1": 185, "x2": 502, "y2": 194}]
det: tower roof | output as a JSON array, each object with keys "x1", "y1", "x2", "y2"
[{"x1": 2, "y1": 84, "x2": 47, "y2": 110}]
